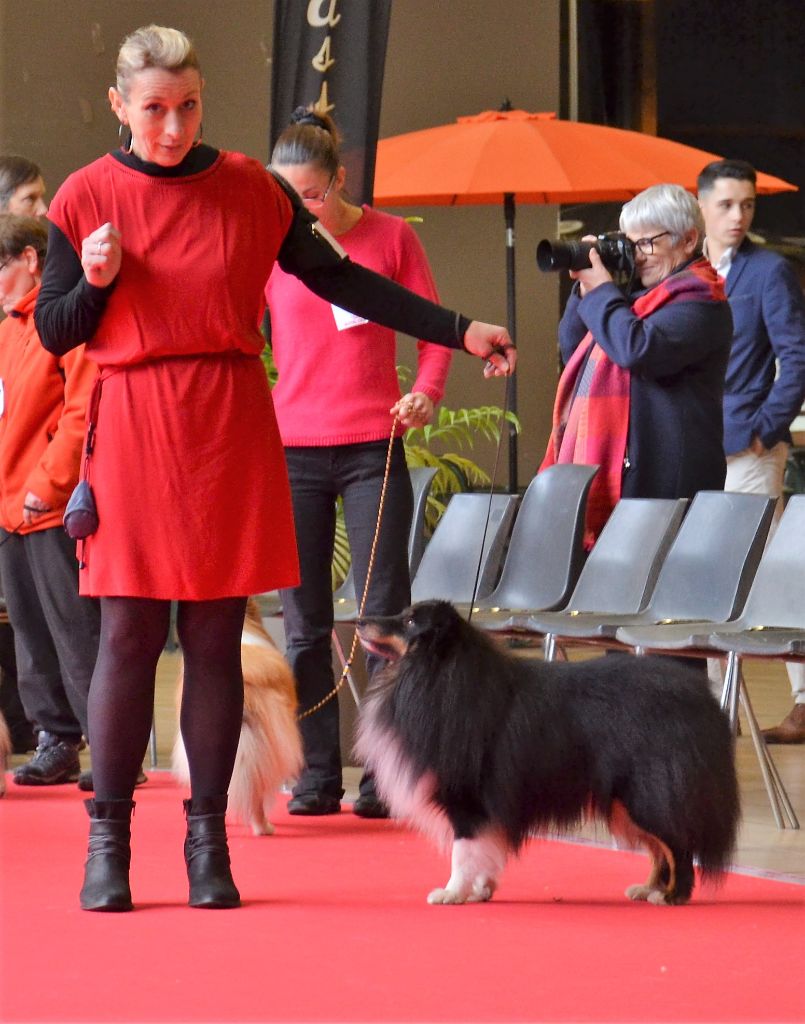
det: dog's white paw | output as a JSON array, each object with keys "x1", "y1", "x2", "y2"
[
  {"x1": 626, "y1": 883, "x2": 669, "y2": 904},
  {"x1": 427, "y1": 887, "x2": 468, "y2": 905},
  {"x1": 467, "y1": 882, "x2": 494, "y2": 903},
  {"x1": 250, "y1": 819, "x2": 275, "y2": 836}
]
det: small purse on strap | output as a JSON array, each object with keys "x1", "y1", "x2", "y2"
[
  {"x1": 64, "y1": 376, "x2": 103, "y2": 540},
  {"x1": 64, "y1": 479, "x2": 99, "y2": 539}
]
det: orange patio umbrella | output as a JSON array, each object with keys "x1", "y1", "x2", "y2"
[
  {"x1": 373, "y1": 109, "x2": 797, "y2": 490},
  {"x1": 374, "y1": 109, "x2": 795, "y2": 205}
]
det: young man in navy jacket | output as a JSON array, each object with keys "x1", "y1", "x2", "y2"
[{"x1": 699, "y1": 159, "x2": 805, "y2": 743}]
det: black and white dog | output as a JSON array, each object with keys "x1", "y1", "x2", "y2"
[{"x1": 356, "y1": 600, "x2": 739, "y2": 906}]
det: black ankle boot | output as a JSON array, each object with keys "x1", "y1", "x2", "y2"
[
  {"x1": 183, "y1": 796, "x2": 240, "y2": 909},
  {"x1": 79, "y1": 799, "x2": 134, "y2": 912}
]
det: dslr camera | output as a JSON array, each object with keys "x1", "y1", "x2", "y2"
[{"x1": 536, "y1": 232, "x2": 635, "y2": 276}]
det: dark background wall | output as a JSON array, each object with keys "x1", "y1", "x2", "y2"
[
  {"x1": 569, "y1": 0, "x2": 804, "y2": 243},
  {"x1": 656, "y1": 0, "x2": 804, "y2": 240}
]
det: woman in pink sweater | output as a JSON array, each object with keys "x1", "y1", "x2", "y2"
[{"x1": 267, "y1": 109, "x2": 452, "y2": 817}]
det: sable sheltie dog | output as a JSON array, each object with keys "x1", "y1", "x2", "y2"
[
  {"x1": 0, "y1": 710, "x2": 10, "y2": 797},
  {"x1": 172, "y1": 599, "x2": 302, "y2": 834},
  {"x1": 355, "y1": 600, "x2": 740, "y2": 906}
]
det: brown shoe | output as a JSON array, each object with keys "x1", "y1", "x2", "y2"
[{"x1": 762, "y1": 703, "x2": 805, "y2": 744}]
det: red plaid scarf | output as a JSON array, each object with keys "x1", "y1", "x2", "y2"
[{"x1": 540, "y1": 258, "x2": 725, "y2": 546}]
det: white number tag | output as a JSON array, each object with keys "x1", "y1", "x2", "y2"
[{"x1": 331, "y1": 304, "x2": 369, "y2": 331}]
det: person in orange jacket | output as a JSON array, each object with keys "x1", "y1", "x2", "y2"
[
  {"x1": 0, "y1": 214, "x2": 101, "y2": 786},
  {"x1": 0, "y1": 155, "x2": 49, "y2": 756}
]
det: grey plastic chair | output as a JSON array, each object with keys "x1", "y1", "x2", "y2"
[
  {"x1": 614, "y1": 491, "x2": 776, "y2": 651},
  {"x1": 614, "y1": 494, "x2": 805, "y2": 831},
  {"x1": 565, "y1": 490, "x2": 777, "y2": 643},
  {"x1": 333, "y1": 465, "x2": 438, "y2": 616},
  {"x1": 410, "y1": 491, "x2": 520, "y2": 605},
  {"x1": 523, "y1": 497, "x2": 688, "y2": 660},
  {"x1": 469, "y1": 464, "x2": 598, "y2": 631},
  {"x1": 332, "y1": 488, "x2": 518, "y2": 706}
]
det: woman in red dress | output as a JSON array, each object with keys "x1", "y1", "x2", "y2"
[{"x1": 35, "y1": 24, "x2": 515, "y2": 913}]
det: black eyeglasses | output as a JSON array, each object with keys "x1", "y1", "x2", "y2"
[{"x1": 633, "y1": 231, "x2": 671, "y2": 255}]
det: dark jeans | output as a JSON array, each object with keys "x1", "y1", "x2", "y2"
[
  {"x1": 281, "y1": 440, "x2": 413, "y2": 798},
  {"x1": 0, "y1": 526, "x2": 100, "y2": 740},
  {"x1": 0, "y1": 620, "x2": 28, "y2": 743}
]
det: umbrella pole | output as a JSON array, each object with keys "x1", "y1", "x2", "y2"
[{"x1": 504, "y1": 192, "x2": 518, "y2": 493}]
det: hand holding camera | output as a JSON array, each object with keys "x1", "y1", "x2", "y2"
[{"x1": 568, "y1": 239, "x2": 613, "y2": 295}]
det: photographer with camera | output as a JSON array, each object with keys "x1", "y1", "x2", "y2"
[{"x1": 539, "y1": 184, "x2": 733, "y2": 544}]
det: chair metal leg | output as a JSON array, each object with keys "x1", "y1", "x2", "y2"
[
  {"x1": 149, "y1": 721, "x2": 158, "y2": 769},
  {"x1": 543, "y1": 633, "x2": 557, "y2": 662},
  {"x1": 739, "y1": 680, "x2": 799, "y2": 830},
  {"x1": 331, "y1": 628, "x2": 362, "y2": 707},
  {"x1": 721, "y1": 651, "x2": 741, "y2": 735}
]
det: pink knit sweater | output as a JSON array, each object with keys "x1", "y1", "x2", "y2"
[{"x1": 266, "y1": 206, "x2": 453, "y2": 446}]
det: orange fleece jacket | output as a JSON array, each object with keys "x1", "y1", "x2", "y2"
[{"x1": 0, "y1": 283, "x2": 95, "y2": 534}]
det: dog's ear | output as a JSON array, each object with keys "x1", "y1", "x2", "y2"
[{"x1": 404, "y1": 601, "x2": 464, "y2": 648}]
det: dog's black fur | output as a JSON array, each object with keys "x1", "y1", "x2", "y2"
[{"x1": 355, "y1": 600, "x2": 739, "y2": 905}]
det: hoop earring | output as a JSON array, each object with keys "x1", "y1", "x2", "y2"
[
  {"x1": 118, "y1": 124, "x2": 133, "y2": 155},
  {"x1": 192, "y1": 123, "x2": 204, "y2": 149}
]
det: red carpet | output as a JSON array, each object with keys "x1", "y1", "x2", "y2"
[{"x1": 1, "y1": 774, "x2": 802, "y2": 1023}]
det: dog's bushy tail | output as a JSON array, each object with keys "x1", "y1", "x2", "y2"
[
  {"x1": 693, "y1": 749, "x2": 741, "y2": 882},
  {"x1": 228, "y1": 689, "x2": 303, "y2": 826},
  {"x1": 172, "y1": 690, "x2": 302, "y2": 830}
]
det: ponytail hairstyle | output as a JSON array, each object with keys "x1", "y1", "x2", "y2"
[{"x1": 271, "y1": 106, "x2": 341, "y2": 176}]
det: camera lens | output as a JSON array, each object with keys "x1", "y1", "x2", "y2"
[
  {"x1": 536, "y1": 239, "x2": 595, "y2": 273},
  {"x1": 536, "y1": 234, "x2": 636, "y2": 275}
]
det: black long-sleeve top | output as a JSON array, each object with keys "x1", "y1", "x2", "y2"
[{"x1": 35, "y1": 145, "x2": 471, "y2": 355}]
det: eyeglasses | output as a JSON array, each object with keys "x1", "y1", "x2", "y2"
[
  {"x1": 301, "y1": 175, "x2": 335, "y2": 207},
  {"x1": 0, "y1": 256, "x2": 16, "y2": 273},
  {"x1": 633, "y1": 231, "x2": 671, "y2": 255}
]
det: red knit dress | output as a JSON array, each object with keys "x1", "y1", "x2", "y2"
[{"x1": 47, "y1": 152, "x2": 298, "y2": 599}]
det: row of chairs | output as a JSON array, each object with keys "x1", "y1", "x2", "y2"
[{"x1": 355, "y1": 464, "x2": 801, "y2": 829}]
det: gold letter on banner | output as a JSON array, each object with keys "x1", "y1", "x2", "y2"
[
  {"x1": 307, "y1": 0, "x2": 341, "y2": 28},
  {"x1": 314, "y1": 80, "x2": 335, "y2": 114},
  {"x1": 312, "y1": 34, "x2": 335, "y2": 73}
]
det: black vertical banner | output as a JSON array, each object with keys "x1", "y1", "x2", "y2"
[{"x1": 270, "y1": 0, "x2": 392, "y2": 206}]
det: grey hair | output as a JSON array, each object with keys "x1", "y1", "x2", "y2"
[
  {"x1": 116, "y1": 25, "x2": 201, "y2": 99},
  {"x1": 619, "y1": 184, "x2": 704, "y2": 241}
]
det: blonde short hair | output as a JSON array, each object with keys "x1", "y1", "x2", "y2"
[{"x1": 116, "y1": 25, "x2": 201, "y2": 98}]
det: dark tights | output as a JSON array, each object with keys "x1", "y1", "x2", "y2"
[{"x1": 89, "y1": 596, "x2": 246, "y2": 801}]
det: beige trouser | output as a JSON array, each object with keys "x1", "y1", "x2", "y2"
[{"x1": 707, "y1": 443, "x2": 805, "y2": 703}]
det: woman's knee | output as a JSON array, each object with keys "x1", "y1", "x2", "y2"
[{"x1": 99, "y1": 597, "x2": 170, "y2": 662}]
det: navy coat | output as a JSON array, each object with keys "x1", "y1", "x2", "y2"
[
  {"x1": 722, "y1": 239, "x2": 805, "y2": 455},
  {"x1": 558, "y1": 265, "x2": 732, "y2": 501}
]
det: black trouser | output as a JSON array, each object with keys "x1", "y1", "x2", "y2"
[
  {"x1": 0, "y1": 526, "x2": 99, "y2": 740},
  {"x1": 281, "y1": 440, "x2": 413, "y2": 798},
  {"x1": 0, "y1": 620, "x2": 28, "y2": 744}
]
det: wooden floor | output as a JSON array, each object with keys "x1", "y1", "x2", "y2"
[{"x1": 15, "y1": 632, "x2": 803, "y2": 884}]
